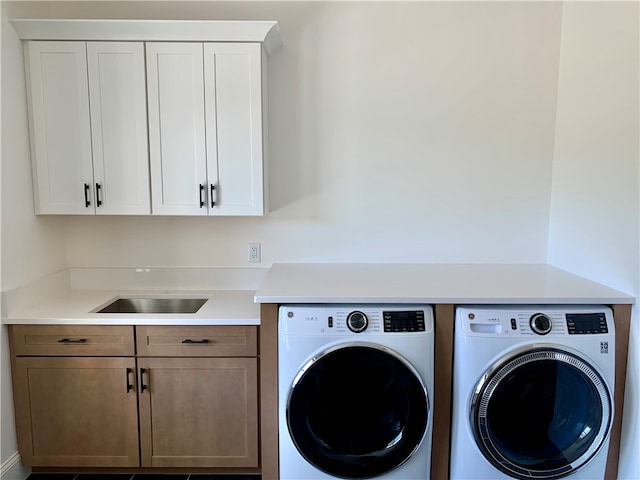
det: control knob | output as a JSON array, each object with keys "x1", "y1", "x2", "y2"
[
  {"x1": 530, "y1": 313, "x2": 552, "y2": 335},
  {"x1": 347, "y1": 311, "x2": 368, "y2": 333}
]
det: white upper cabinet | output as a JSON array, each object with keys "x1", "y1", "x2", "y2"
[
  {"x1": 146, "y1": 43, "x2": 207, "y2": 215},
  {"x1": 26, "y1": 41, "x2": 94, "y2": 214},
  {"x1": 26, "y1": 41, "x2": 150, "y2": 215},
  {"x1": 87, "y1": 42, "x2": 150, "y2": 215},
  {"x1": 205, "y1": 43, "x2": 265, "y2": 216},
  {"x1": 15, "y1": 20, "x2": 281, "y2": 217},
  {"x1": 148, "y1": 42, "x2": 266, "y2": 216}
]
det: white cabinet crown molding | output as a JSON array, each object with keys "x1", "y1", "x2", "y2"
[{"x1": 10, "y1": 19, "x2": 283, "y2": 55}]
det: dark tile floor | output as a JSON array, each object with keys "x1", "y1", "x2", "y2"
[{"x1": 27, "y1": 475, "x2": 260, "y2": 480}]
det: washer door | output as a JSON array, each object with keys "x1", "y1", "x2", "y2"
[
  {"x1": 471, "y1": 347, "x2": 612, "y2": 480},
  {"x1": 287, "y1": 344, "x2": 429, "y2": 479}
]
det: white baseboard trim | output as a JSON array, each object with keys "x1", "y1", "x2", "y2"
[{"x1": 0, "y1": 452, "x2": 30, "y2": 480}]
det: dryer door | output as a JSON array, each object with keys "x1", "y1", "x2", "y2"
[
  {"x1": 286, "y1": 344, "x2": 429, "y2": 479},
  {"x1": 471, "y1": 347, "x2": 612, "y2": 480}
]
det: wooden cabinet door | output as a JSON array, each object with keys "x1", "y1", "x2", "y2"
[
  {"x1": 12, "y1": 357, "x2": 139, "y2": 467},
  {"x1": 25, "y1": 41, "x2": 94, "y2": 214},
  {"x1": 138, "y1": 357, "x2": 259, "y2": 467},
  {"x1": 204, "y1": 43, "x2": 265, "y2": 216},
  {"x1": 147, "y1": 43, "x2": 207, "y2": 215},
  {"x1": 87, "y1": 42, "x2": 150, "y2": 214}
]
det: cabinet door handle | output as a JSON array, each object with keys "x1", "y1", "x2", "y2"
[
  {"x1": 140, "y1": 368, "x2": 148, "y2": 393},
  {"x1": 57, "y1": 338, "x2": 87, "y2": 344},
  {"x1": 210, "y1": 184, "x2": 216, "y2": 207},
  {"x1": 181, "y1": 339, "x2": 210, "y2": 344},
  {"x1": 126, "y1": 367, "x2": 134, "y2": 393},
  {"x1": 95, "y1": 183, "x2": 103, "y2": 207},
  {"x1": 199, "y1": 184, "x2": 205, "y2": 208},
  {"x1": 84, "y1": 183, "x2": 91, "y2": 207}
]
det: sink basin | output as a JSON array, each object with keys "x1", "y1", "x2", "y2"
[{"x1": 96, "y1": 297, "x2": 208, "y2": 314}]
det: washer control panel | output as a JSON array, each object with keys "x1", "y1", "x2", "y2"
[
  {"x1": 456, "y1": 305, "x2": 613, "y2": 337},
  {"x1": 279, "y1": 305, "x2": 433, "y2": 336}
]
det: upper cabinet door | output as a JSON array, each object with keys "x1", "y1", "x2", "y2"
[
  {"x1": 87, "y1": 42, "x2": 150, "y2": 215},
  {"x1": 147, "y1": 43, "x2": 207, "y2": 215},
  {"x1": 204, "y1": 43, "x2": 265, "y2": 215},
  {"x1": 26, "y1": 41, "x2": 94, "y2": 214}
]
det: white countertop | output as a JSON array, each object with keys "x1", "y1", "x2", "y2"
[
  {"x1": 254, "y1": 263, "x2": 635, "y2": 304},
  {"x1": 3, "y1": 264, "x2": 633, "y2": 325},
  {"x1": 3, "y1": 289, "x2": 260, "y2": 325}
]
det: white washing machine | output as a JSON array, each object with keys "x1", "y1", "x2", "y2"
[
  {"x1": 278, "y1": 305, "x2": 434, "y2": 480},
  {"x1": 450, "y1": 305, "x2": 615, "y2": 480}
]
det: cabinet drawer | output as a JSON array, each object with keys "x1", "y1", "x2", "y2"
[
  {"x1": 10, "y1": 325, "x2": 135, "y2": 356},
  {"x1": 136, "y1": 326, "x2": 257, "y2": 357}
]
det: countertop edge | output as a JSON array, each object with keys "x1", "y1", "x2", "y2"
[
  {"x1": 2, "y1": 318, "x2": 260, "y2": 326},
  {"x1": 254, "y1": 296, "x2": 635, "y2": 305}
]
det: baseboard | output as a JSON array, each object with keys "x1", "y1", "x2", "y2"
[{"x1": 0, "y1": 453, "x2": 30, "y2": 480}]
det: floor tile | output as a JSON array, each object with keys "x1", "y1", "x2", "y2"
[
  {"x1": 132, "y1": 475, "x2": 188, "y2": 480},
  {"x1": 76, "y1": 475, "x2": 133, "y2": 480},
  {"x1": 27, "y1": 475, "x2": 77, "y2": 480}
]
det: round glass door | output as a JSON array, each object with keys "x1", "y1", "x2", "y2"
[
  {"x1": 471, "y1": 347, "x2": 612, "y2": 479},
  {"x1": 286, "y1": 344, "x2": 429, "y2": 479}
]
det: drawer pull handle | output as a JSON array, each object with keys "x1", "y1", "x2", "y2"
[
  {"x1": 140, "y1": 368, "x2": 148, "y2": 393},
  {"x1": 182, "y1": 339, "x2": 210, "y2": 344},
  {"x1": 57, "y1": 338, "x2": 87, "y2": 344},
  {"x1": 126, "y1": 367, "x2": 133, "y2": 393}
]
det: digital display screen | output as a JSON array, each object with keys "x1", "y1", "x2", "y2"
[
  {"x1": 383, "y1": 311, "x2": 426, "y2": 332},
  {"x1": 566, "y1": 313, "x2": 608, "y2": 334}
]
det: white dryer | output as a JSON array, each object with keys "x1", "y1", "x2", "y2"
[
  {"x1": 278, "y1": 305, "x2": 434, "y2": 480},
  {"x1": 450, "y1": 305, "x2": 615, "y2": 480}
]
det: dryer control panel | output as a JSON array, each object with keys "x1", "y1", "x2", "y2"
[
  {"x1": 566, "y1": 312, "x2": 609, "y2": 334},
  {"x1": 279, "y1": 305, "x2": 434, "y2": 336},
  {"x1": 456, "y1": 305, "x2": 613, "y2": 337}
]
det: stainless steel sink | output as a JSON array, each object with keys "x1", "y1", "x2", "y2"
[{"x1": 96, "y1": 297, "x2": 208, "y2": 314}]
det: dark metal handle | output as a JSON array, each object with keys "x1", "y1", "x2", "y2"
[
  {"x1": 57, "y1": 338, "x2": 87, "y2": 344},
  {"x1": 210, "y1": 184, "x2": 216, "y2": 207},
  {"x1": 199, "y1": 184, "x2": 205, "y2": 208},
  {"x1": 95, "y1": 183, "x2": 102, "y2": 207},
  {"x1": 140, "y1": 368, "x2": 148, "y2": 393},
  {"x1": 126, "y1": 367, "x2": 133, "y2": 393},
  {"x1": 84, "y1": 183, "x2": 91, "y2": 207},
  {"x1": 181, "y1": 339, "x2": 210, "y2": 344}
]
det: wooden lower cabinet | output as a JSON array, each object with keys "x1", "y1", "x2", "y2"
[
  {"x1": 9, "y1": 325, "x2": 260, "y2": 470},
  {"x1": 137, "y1": 357, "x2": 259, "y2": 467},
  {"x1": 12, "y1": 356, "x2": 140, "y2": 467}
]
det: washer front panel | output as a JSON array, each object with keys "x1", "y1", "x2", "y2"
[
  {"x1": 279, "y1": 305, "x2": 434, "y2": 480},
  {"x1": 471, "y1": 346, "x2": 612, "y2": 479},
  {"x1": 451, "y1": 305, "x2": 615, "y2": 480}
]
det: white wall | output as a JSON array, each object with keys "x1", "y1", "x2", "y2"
[
  {"x1": 0, "y1": 8, "x2": 67, "y2": 291},
  {"x1": 547, "y1": 2, "x2": 639, "y2": 478},
  {"x1": 5, "y1": 1, "x2": 563, "y2": 267},
  {"x1": 0, "y1": 1, "x2": 66, "y2": 475}
]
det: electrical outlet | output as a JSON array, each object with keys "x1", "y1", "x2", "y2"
[{"x1": 248, "y1": 243, "x2": 261, "y2": 263}]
